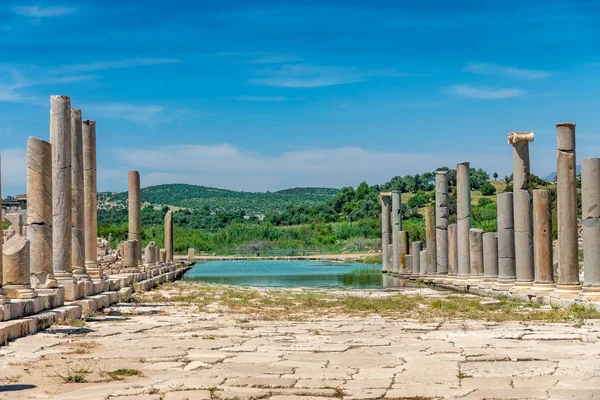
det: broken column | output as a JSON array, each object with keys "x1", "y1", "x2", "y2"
[
  {"x1": 0, "y1": 161, "x2": 8, "y2": 305},
  {"x1": 391, "y1": 191, "x2": 401, "y2": 275},
  {"x1": 27, "y1": 137, "x2": 58, "y2": 288},
  {"x1": 399, "y1": 231, "x2": 409, "y2": 277},
  {"x1": 554, "y1": 123, "x2": 581, "y2": 297},
  {"x1": 494, "y1": 192, "x2": 516, "y2": 291},
  {"x1": 2, "y1": 235, "x2": 36, "y2": 299},
  {"x1": 123, "y1": 240, "x2": 137, "y2": 271},
  {"x1": 425, "y1": 204, "x2": 436, "y2": 281},
  {"x1": 411, "y1": 242, "x2": 422, "y2": 279},
  {"x1": 50, "y1": 95, "x2": 75, "y2": 287},
  {"x1": 529, "y1": 189, "x2": 556, "y2": 297},
  {"x1": 508, "y1": 132, "x2": 535, "y2": 293},
  {"x1": 188, "y1": 248, "x2": 195, "y2": 262},
  {"x1": 145, "y1": 242, "x2": 156, "y2": 266},
  {"x1": 435, "y1": 171, "x2": 449, "y2": 282},
  {"x1": 83, "y1": 120, "x2": 102, "y2": 280},
  {"x1": 155, "y1": 246, "x2": 161, "y2": 265},
  {"x1": 444, "y1": 223, "x2": 458, "y2": 284},
  {"x1": 419, "y1": 249, "x2": 428, "y2": 277},
  {"x1": 380, "y1": 193, "x2": 391, "y2": 273},
  {"x1": 468, "y1": 228, "x2": 484, "y2": 285},
  {"x1": 5, "y1": 214, "x2": 24, "y2": 236},
  {"x1": 481, "y1": 232, "x2": 498, "y2": 289},
  {"x1": 580, "y1": 159, "x2": 600, "y2": 300},
  {"x1": 128, "y1": 170, "x2": 142, "y2": 268},
  {"x1": 159, "y1": 249, "x2": 166, "y2": 264},
  {"x1": 456, "y1": 161, "x2": 471, "y2": 286},
  {"x1": 71, "y1": 108, "x2": 90, "y2": 282},
  {"x1": 164, "y1": 210, "x2": 174, "y2": 263}
]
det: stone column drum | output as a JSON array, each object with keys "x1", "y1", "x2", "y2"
[
  {"x1": 2, "y1": 235, "x2": 36, "y2": 299},
  {"x1": 425, "y1": 204, "x2": 436, "y2": 280},
  {"x1": 27, "y1": 137, "x2": 58, "y2": 288},
  {"x1": 123, "y1": 240, "x2": 138, "y2": 270},
  {"x1": 508, "y1": 132, "x2": 535, "y2": 292},
  {"x1": 481, "y1": 232, "x2": 498, "y2": 289},
  {"x1": 391, "y1": 191, "x2": 401, "y2": 275},
  {"x1": 411, "y1": 242, "x2": 422, "y2": 279},
  {"x1": 128, "y1": 170, "x2": 142, "y2": 266},
  {"x1": 494, "y1": 192, "x2": 516, "y2": 291},
  {"x1": 435, "y1": 171, "x2": 449, "y2": 282},
  {"x1": 456, "y1": 162, "x2": 471, "y2": 286},
  {"x1": 83, "y1": 120, "x2": 102, "y2": 280},
  {"x1": 50, "y1": 95, "x2": 75, "y2": 284},
  {"x1": 155, "y1": 246, "x2": 161, "y2": 265},
  {"x1": 554, "y1": 123, "x2": 581, "y2": 297},
  {"x1": 419, "y1": 250, "x2": 428, "y2": 277},
  {"x1": 444, "y1": 223, "x2": 458, "y2": 284},
  {"x1": 164, "y1": 210, "x2": 174, "y2": 263},
  {"x1": 71, "y1": 108, "x2": 90, "y2": 281},
  {"x1": 188, "y1": 248, "x2": 195, "y2": 261},
  {"x1": 399, "y1": 231, "x2": 409, "y2": 277},
  {"x1": 468, "y1": 228, "x2": 484, "y2": 284},
  {"x1": 580, "y1": 159, "x2": 600, "y2": 300},
  {"x1": 145, "y1": 242, "x2": 156, "y2": 266},
  {"x1": 529, "y1": 189, "x2": 556, "y2": 297},
  {"x1": 159, "y1": 249, "x2": 167, "y2": 264},
  {"x1": 380, "y1": 194, "x2": 391, "y2": 273}
]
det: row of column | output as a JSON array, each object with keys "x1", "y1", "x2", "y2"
[
  {"x1": 381, "y1": 123, "x2": 599, "y2": 301},
  {"x1": 1, "y1": 95, "x2": 178, "y2": 303}
]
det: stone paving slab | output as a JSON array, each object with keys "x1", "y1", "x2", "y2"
[{"x1": 0, "y1": 293, "x2": 600, "y2": 399}]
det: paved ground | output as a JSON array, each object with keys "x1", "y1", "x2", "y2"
[{"x1": 1, "y1": 286, "x2": 600, "y2": 399}]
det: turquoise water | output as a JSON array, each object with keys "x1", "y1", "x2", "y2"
[{"x1": 183, "y1": 260, "x2": 383, "y2": 288}]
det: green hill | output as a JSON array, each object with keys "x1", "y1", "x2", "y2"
[{"x1": 100, "y1": 184, "x2": 340, "y2": 215}]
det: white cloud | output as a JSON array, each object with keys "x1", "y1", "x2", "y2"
[
  {"x1": 250, "y1": 64, "x2": 365, "y2": 88},
  {"x1": 113, "y1": 143, "x2": 513, "y2": 192},
  {"x1": 57, "y1": 58, "x2": 180, "y2": 73},
  {"x1": 1, "y1": 149, "x2": 26, "y2": 196},
  {"x1": 465, "y1": 63, "x2": 553, "y2": 79},
  {"x1": 232, "y1": 96, "x2": 287, "y2": 102},
  {"x1": 84, "y1": 103, "x2": 165, "y2": 126},
  {"x1": 11, "y1": 5, "x2": 78, "y2": 18},
  {"x1": 446, "y1": 85, "x2": 526, "y2": 99}
]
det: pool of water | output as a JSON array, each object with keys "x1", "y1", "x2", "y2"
[{"x1": 183, "y1": 260, "x2": 383, "y2": 288}]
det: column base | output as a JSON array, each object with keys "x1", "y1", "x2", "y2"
[
  {"x1": 527, "y1": 283, "x2": 556, "y2": 297},
  {"x1": 3, "y1": 285, "x2": 37, "y2": 300},
  {"x1": 478, "y1": 278, "x2": 497, "y2": 290},
  {"x1": 551, "y1": 284, "x2": 582, "y2": 299},
  {"x1": 73, "y1": 272, "x2": 92, "y2": 282},
  {"x1": 31, "y1": 272, "x2": 59, "y2": 289},
  {"x1": 0, "y1": 289, "x2": 10, "y2": 305},
  {"x1": 577, "y1": 286, "x2": 600, "y2": 302},
  {"x1": 509, "y1": 281, "x2": 533, "y2": 294},
  {"x1": 467, "y1": 276, "x2": 483, "y2": 287},
  {"x1": 493, "y1": 280, "x2": 516, "y2": 292},
  {"x1": 453, "y1": 277, "x2": 469, "y2": 289},
  {"x1": 433, "y1": 275, "x2": 447, "y2": 284},
  {"x1": 443, "y1": 275, "x2": 457, "y2": 285},
  {"x1": 57, "y1": 280, "x2": 84, "y2": 301},
  {"x1": 86, "y1": 260, "x2": 104, "y2": 280}
]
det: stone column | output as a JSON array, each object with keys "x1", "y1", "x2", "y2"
[
  {"x1": 456, "y1": 162, "x2": 471, "y2": 287},
  {"x1": 554, "y1": 123, "x2": 581, "y2": 298},
  {"x1": 128, "y1": 170, "x2": 142, "y2": 267},
  {"x1": 123, "y1": 240, "x2": 137, "y2": 271},
  {"x1": 580, "y1": 159, "x2": 600, "y2": 300},
  {"x1": 411, "y1": 242, "x2": 422, "y2": 279},
  {"x1": 159, "y1": 249, "x2": 166, "y2": 263},
  {"x1": 508, "y1": 132, "x2": 535, "y2": 293},
  {"x1": 468, "y1": 228, "x2": 484, "y2": 285},
  {"x1": 529, "y1": 189, "x2": 556, "y2": 297},
  {"x1": 399, "y1": 231, "x2": 409, "y2": 277},
  {"x1": 435, "y1": 171, "x2": 449, "y2": 283},
  {"x1": 419, "y1": 250, "x2": 428, "y2": 277},
  {"x1": 481, "y1": 232, "x2": 498, "y2": 289},
  {"x1": 155, "y1": 246, "x2": 161, "y2": 265},
  {"x1": 2, "y1": 235, "x2": 36, "y2": 299},
  {"x1": 425, "y1": 204, "x2": 436, "y2": 281},
  {"x1": 0, "y1": 160, "x2": 8, "y2": 305},
  {"x1": 391, "y1": 191, "x2": 401, "y2": 276},
  {"x1": 50, "y1": 95, "x2": 75, "y2": 285},
  {"x1": 188, "y1": 248, "x2": 195, "y2": 261},
  {"x1": 164, "y1": 210, "x2": 174, "y2": 263},
  {"x1": 145, "y1": 242, "x2": 156, "y2": 266},
  {"x1": 83, "y1": 120, "x2": 102, "y2": 280},
  {"x1": 27, "y1": 138, "x2": 58, "y2": 289},
  {"x1": 71, "y1": 109, "x2": 89, "y2": 281},
  {"x1": 444, "y1": 223, "x2": 458, "y2": 284},
  {"x1": 494, "y1": 192, "x2": 516, "y2": 291},
  {"x1": 380, "y1": 193, "x2": 391, "y2": 273}
]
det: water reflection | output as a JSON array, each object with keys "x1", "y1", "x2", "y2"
[{"x1": 184, "y1": 260, "x2": 384, "y2": 288}]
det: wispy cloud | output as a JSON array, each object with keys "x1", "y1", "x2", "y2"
[
  {"x1": 232, "y1": 96, "x2": 287, "y2": 102},
  {"x1": 465, "y1": 63, "x2": 553, "y2": 79},
  {"x1": 84, "y1": 103, "x2": 166, "y2": 126},
  {"x1": 58, "y1": 58, "x2": 181, "y2": 73},
  {"x1": 112, "y1": 143, "x2": 510, "y2": 192},
  {"x1": 247, "y1": 55, "x2": 302, "y2": 64},
  {"x1": 11, "y1": 5, "x2": 78, "y2": 18},
  {"x1": 249, "y1": 63, "x2": 365, "y2": 88},
  {"x1": 446, "y1": 85, "x2": 526, "y2": 99}
]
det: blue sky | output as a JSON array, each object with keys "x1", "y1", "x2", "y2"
[{"x1": 1, "y1": 0, "x2": 599, "y2": 195}]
